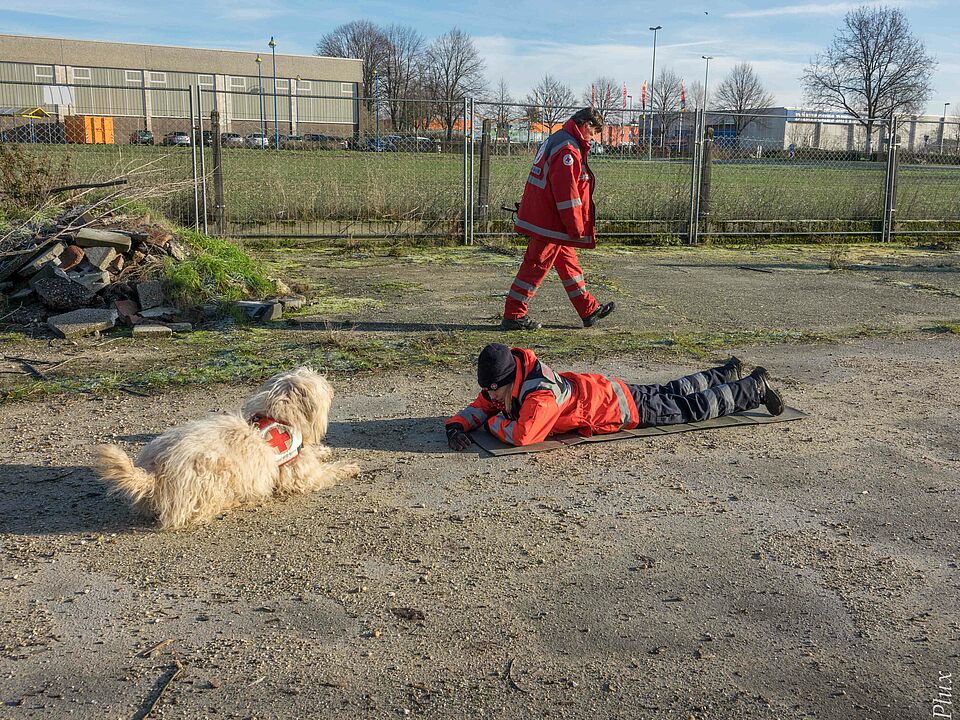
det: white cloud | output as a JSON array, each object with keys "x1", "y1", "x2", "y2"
[{"x1": 726, "y1": 0, "x2": 937, "y2": 19}]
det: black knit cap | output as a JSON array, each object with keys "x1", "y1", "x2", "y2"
[{"x1": 477, "y1": 343, "x2": 516, "y2": 390}]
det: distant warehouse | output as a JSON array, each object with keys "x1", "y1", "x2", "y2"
[{"x1": 0, "y1": 33, "x2": 362, "y2": 141}]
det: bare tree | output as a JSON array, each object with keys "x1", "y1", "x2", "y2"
[
  {"x1": 486, "y1": 78, "x2": 516, "y2": 140},
  {"x1": 382, "y1": 24, "x2": 426, "y2": 131},
  {"x1": 425, "y1": 28, "x2": 488, "y2": 140},
  {"x1": 316, "y1": 20, "x2": 389, "y2": 111},
  {"x1": 686, "y1": 80, "x2": 704, "y2": 111},
  {"x1": 651, "y1": 68, "x2": 683, "y2": 145},
  {"x1": 582, "y1": 76, "x2": 623, "y2": 119},
  {"x1": 802, "y1": 6, "x2": 936, "y2": 152},
  {"x1": 525, "y1": 75, "x2": 576, "y2": 136},
  {"x1": 714, "y1": 62, "x2": 775, "y2": 137}
]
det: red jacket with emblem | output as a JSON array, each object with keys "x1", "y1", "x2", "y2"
[
  {"x1": 514, "y1": 119, "x2": 596, "y2": 249},
  {"x1": 445, "y1": 348, "x2": 638, "y2": 446}
]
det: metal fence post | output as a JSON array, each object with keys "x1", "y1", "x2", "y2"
[
  {"x1": 469, "y1": 97, "x2": 476, "y2": 245},
  {"x1": 881, "y1": 113, "x2": 900, "y2": 243},
  {"x1": 463, "y1": 97, "x2": 469, "y2": 245},
  {"x1": 700, "y1": 127, "x2": 714, "y2": 235},
  {"x1": 687, "y1": 109, "x2": 704, "y2": 245},
  {"x1": 188, "y1": 86, "x2": 200, "y2": 232},
  {"x1": 478, "y1": 118, "x2": 492, "y2": 226},
  {"x1": 197, "y1": 86, "x2": 209, "y2": 235},
  {"x1": 210, "y1": 109, "x2": 226, "y2": 236}
]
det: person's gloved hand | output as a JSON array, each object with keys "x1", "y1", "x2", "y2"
[{"x1": 446, "y1": 425, "x2": 473, "y2": 451}]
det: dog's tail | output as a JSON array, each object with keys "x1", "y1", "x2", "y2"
[{"x1": 94, "y1": 444, "x2": 154, "y2": 503}]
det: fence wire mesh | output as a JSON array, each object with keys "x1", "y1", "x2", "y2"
[
  {"x1": 2, "y1": 77, "x2": 960, "y2": 243},
  {"x1": 0, "y1": 80, "x2": 196, "y2": 226}
]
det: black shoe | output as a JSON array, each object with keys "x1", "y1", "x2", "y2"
[
  {"x1": 724, "y1": 356, "x2": 744, "y2": 382},
  {"x1": 750, "y1": 367, "x2": 784, "y2": 416},
  {"x1": 582, "y1": 301, "x2": 616, "y2": 328},
  {"x1": 500, "y1": 316, "x2": 542, "y2": 331}
]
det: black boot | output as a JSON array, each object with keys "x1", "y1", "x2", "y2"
[
  {"x1": 500, "y1": 316, "x2": 542, "y2": 331},
  {"x1": 750, "y1": 367, "x2": 784, "y2": 416},
  {"x1": 723, "y1": 356, "x2": 744, "y2": 382},
  {"x1": 583, "y1": 302, "x2": 616, "y2": 328}
]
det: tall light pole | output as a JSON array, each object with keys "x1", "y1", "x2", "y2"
[
  {"x1": 941, "y1": 101, "x2": 951, "y2": 154},
  {"x1": 269, "y1": 36, "x2": 279, "y2": 150},
  {"x1": 255, "y1": 54, "x2": 265, "y2": 148},
  {"x1": 647, "y1": 25, "x2": 662, "y2": 161},
  {"x1": 295, "y1": 74, "x2": 300, "y2": 134},
  {"x1": 701, "y1": 56, "x2": 713, "y2": 110}
]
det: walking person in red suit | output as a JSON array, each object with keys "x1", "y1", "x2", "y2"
[{"x1": 502, "y1": 107, "x2": 616, "y2": 330}]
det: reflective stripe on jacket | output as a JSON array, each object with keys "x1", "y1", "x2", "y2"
[
  {"x1": 514, "y1": 118, "x2": 596, "y2": 249},
  {"x1": 445, "y1": 347, "x2": 639, "y2": 446}
]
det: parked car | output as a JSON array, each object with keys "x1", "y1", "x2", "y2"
[
  {"x1": 0, "y1": 122, "x2": 66, "y2": 144},
  {"x1": 395, "y1": 135, "x2": 441, "y2": 153},
  {"x1": 162, "y1": 131, "x2": 191, "y2": 147},
  {"x1": 303, "y1": 133, "x2": 342, "y2": 149},
  {"x1": 131, "y1": 129, "x2": 154, "y2": 145},
  {"x1": 281, "y1": 134, "x2": 304, "y2": 149},
  {"x1": 201, "y1": 130, "x2": 214, "y2": 147},
  {"x1": 220, "y1": 132, "x2": 244, "y2": 147},
  {"x1": 245, "y1": 133, "x2": 270, "y2": 149}
]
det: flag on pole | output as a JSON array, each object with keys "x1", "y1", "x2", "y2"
[
  {"x1": 623, "y1": 82, "x2": 627, "y2": 109},
  {"x1": 680, "y1": 82, "x2": 686, "y2": 112},
  {"x1": 641, "y1": 80, "x2": 647, "y2": 110},
  {"x1": 591, "y1": 84, "x2": 596, "y2": 106}
]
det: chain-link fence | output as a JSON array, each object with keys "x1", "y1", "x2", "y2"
[
  {"x1": 2, "y1": 77, "x2": 959, "y2": 243},
  {"x1": 0, "y1": 79, "x2": 197, "y2": 226}
]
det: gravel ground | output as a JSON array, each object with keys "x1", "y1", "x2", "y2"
[{"x1": 1, "y1": 245, "x2": 958, "y2": 719}]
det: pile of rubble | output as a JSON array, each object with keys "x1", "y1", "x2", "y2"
[
  {"x1": 0, "y1": 206, "x2": 198, "y2": 339},
  {"x1": 1, "y1": 206, "x2": 305, "y2": 340}
]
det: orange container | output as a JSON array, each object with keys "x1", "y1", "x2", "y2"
[{"x1": 64, "y1": 115, "x2": 115, "y2": 144}]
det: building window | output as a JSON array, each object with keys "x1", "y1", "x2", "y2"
[
  {"x1": 297, "y1": 80, "x2": 311, "y2": 93},
  {"x1": 125, "y1": 70, "x2": 142, "y2": 84},
  {"x1": 230, "y1": 76, "x2": 247, "y2": 91},
  {"x1": 72, "y1": 67, "x2": 91, "y2": 82},
  {"x1": 34, "y1": 65, "x2": 54, "y2": 80},
  {"x1": 148, "y1": 72, "x2": 167, "y2": 85},
  {"x1": 198, "y1": 74, "x2": 214, "y2": 87},
  {"x1": 341, "y1": 82, "x2": 353, "y2": 95},
  {"x1": 276, "y1": 79, "x2": 290, "y2": 92}
]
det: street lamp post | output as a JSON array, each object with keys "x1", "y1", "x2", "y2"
[
  {"x1": 648, "y1": 25, "x2": 662, "y2": 161},
  {"x1": 294, "y1": 74, "x2": 300, "y2": 134},
  {"x1": 269, "y1": 36, "x2": 279, "y2": 150},
  {"x1": 941, "y1": 101, "x2": 951, "y2": 154},
  {"x1": 701, "y1": 56, "x2": 713, "y2": 110},
  {"x1": 255, "y1": 55, "x2": 265, "y2": 149}
]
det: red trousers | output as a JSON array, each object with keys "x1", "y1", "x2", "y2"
[{"x1": 504, "y1": 238, "x2": 599, "y2": 320}]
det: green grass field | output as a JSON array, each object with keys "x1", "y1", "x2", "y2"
[{"x1": 15, "y1": 143, "x2": 960, "y2": 237}]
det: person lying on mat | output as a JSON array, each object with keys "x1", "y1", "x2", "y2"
[{"x1": 445, "y1": 343, "x2": 784, "y2": 450}]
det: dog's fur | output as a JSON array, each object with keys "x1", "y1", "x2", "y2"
[{"x1": 94, "y1": 367, "x2": 359, "y2": 530}]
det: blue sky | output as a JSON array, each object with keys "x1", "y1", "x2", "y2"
[{"x1": 1, "y1": 0, "x2": 957, "y2": 114}]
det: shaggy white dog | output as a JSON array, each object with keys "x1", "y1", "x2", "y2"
[{"x1": 94, "y1": 367, "x2": 359, "y2": 530}]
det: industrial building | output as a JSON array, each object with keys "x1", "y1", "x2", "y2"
[{"x1": 0, "y1": 34, "x2": 362, "y2": 142}]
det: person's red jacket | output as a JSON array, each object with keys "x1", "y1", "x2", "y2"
[
  {"x1": 446, "y1": 348, "x2": 639, "y2": 446},
  {"x1": 514, "y1": 119, "x2": 596, "y2": 249}
]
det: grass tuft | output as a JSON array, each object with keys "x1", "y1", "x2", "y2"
[{"x1": 164, "y1": 230, "x2": 276, "y2": 305}]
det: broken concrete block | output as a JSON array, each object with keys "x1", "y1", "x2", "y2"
[
  {"x1": 59, "y1": 245, "x2": 85, "y2": 271},
  {"x1": 18, "y1": 242, "x2": 65, "y2": 277},
  {"x1": 136, "y1": 281, "x2": 165, "y2": 310},
  {"x1": 163, "y1": 322, "x2": 193, "y2": 332},
  {"x1": 69, "y1": 270, "x2": 111, "y2": 293},
  {"x1": 235, "y1": 300, "x2": 283, "y2": 322},
  {"x1": 34, "y1": 276, "x2": 95, "y2": 310},
  {"x1": 278, "y1": 295, "x2": 307, "y2": 311},
  {"x1": 28, "y1": 263, "x2": 69, "y2": 289},
  {"x1": 75, "y1": 228, "x2": 132, "y2": 253},
  {"x1": 167, "y1": 240, "x2": 187, "y2": 261},
  {"x1": 47, "y1": 308, "x2": 117, "y2": 339},
  {"x1": 114, "y1": 299, "x2": 140, "y2": 325},
  {"x1": 82, "y1": 246, "x2": 117, "y2": 270},
  {"x1": 138, "y1": 306, "x2": 178, "y2": 320},
  {"x1": 132, "y1": 323, "x2": 173, "y2": 339},
  {"x1": 108, "y1": 255, "x2": 125, "y2": 273}
]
